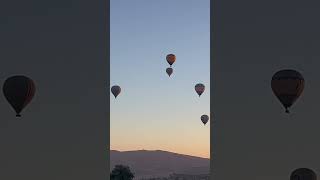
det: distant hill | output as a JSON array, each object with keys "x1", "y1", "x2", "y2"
[{"x1": 110, "y1": 150, "x2": 210, "y2": 179}]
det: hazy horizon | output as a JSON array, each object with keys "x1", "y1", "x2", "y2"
[
  {"x1": 110, "y1": 0, "x2": 210, "y2": 158},
  {"x1": 110, "y1": 149, "x2": 210, "y2": 159}
]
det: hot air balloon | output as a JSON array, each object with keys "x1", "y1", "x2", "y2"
[
  {"x1": 166, "y1": 54, "x2": 176, "y2": 67},
  {"x1": 290, "y1": 168, "x2": 316, "y2": 180},
  {"x1": 271, "y1": 69, "x2": 304, "y2": 113},
  {"x1": 166, "y1": 67, "x2": 173, "y2": 77},
  {"x1": 111, "y1": 85, "x2": 121, "y2": 98},
  {"x1": 195, "y1": 83, "x2": 205, "y2": 97},
  {"x1": 3, "y1": 75, "x2": 36, "y2": 117},
  {"x1": 201, "y1": 115, "x2": 209, "y2": 125}
]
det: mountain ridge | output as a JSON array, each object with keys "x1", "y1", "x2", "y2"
[
  {"x1": 110, "y1": 149, "x2": 209, "y2": 159},
  {"x1": 110, "y1": 149, "x2": 210, "y2": 178}
]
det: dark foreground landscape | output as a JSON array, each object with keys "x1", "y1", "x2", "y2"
[{"x1": 110, "y1": 150, "x2": 210, "y2": 179}]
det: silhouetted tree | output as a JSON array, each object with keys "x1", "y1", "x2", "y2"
[{"x1": 110, "y1": 164, "x2": 135, "y2": 180}]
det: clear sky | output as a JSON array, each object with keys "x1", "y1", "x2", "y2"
[{"x1": 110, "y1": 0, "x2": 210, "y2": 158}]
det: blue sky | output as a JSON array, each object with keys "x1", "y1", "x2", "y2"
[{"x1": 110, "y1": 0, "x2": 210, "y2": 158}]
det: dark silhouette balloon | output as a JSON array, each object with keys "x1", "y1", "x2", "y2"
[
  {"x1": 166, "y1": 54, "x2": 176, "y2": 67},
  {"x1": 271, "y1": 69, "x2": 304, "y2": 113},
  {"x1": 3, "y1": 75, "x2": 36, "y2": 117},
  {"x1": 201, "y1": 115, "x2": 209, "y2": 125},
  {"x1": 111, "y1": 85, "x2": 121, "y2": 98},
  {"x1": 166, "y1": 67, "x2": 173, "y2": 77},
  {"x1": 195, "y1": 83, "x2": 205, "y2": 97},
  {"x1": 290, "y1": 168, "x2": 316, "y2": 180}
]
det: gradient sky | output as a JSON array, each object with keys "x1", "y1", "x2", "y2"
[{"x1": 110, "y1": 0, "x2": 210, "y2": 158}]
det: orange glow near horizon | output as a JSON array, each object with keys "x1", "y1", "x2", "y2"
[
  {"x1": 110, "y1": 0, "x2": 210, "y2": 161},
  {"x1": 110, "y1": 120, "x2": 210, "y2": 159}
]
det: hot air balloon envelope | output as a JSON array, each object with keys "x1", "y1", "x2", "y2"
[
  {"x1": 271, "y1": 69, "x2": 304, "y2": 113},
  {"x1": 195, "y1": 83, "x2": 205, "y2": 97},
  {"x1": 290, "y1": 168, "x2": 316, "y2": 180},
  {"x1": 201, "y1": 115, "x2": 209, "y2": 125},
  {"x1": 3, "y1": 75, "x2": 36, "y2": 117},
  {"x1": 166, "y1": 54, "x2": 176, "y2": 67},
  {"x1": 166, "y1": 67, "x2": 173, "y2": 77},
  {"x1": 111, "y1": 85, "x2": 121, "y2": 98}
]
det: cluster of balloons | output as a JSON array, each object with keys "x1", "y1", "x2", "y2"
[
  {"x1": 111, "y1": 54, "x2": 210, "y2": 126},
  {"x1": 0, "y1": 68, "x2": 305, "y2": 118},
  {"x1": 166, "y1": 54, "x2": 175, "y2": 77},
  {"x1": 195, "y1": 83, "x2": 209, "y2": 125},
  {"x1": 110, "y1": 65, "x2": 305, "y2": 128},
  {"x1": 0, "y1": 68, "x2": 304, "y2": 120},
  {"x1": 2, "y1": 75, "x2": 36, "y2": 117}
]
